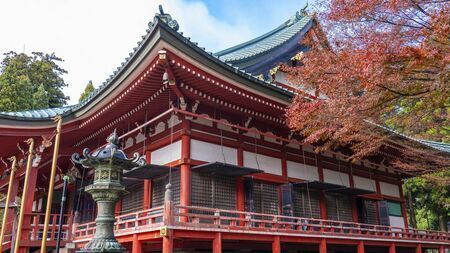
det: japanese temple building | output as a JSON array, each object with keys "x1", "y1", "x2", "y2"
[{"x1": 0, "y1": 6, "x2": 449, "y2": 253}]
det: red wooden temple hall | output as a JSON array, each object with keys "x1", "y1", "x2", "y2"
[{"x1": 0, "y1": 5, "x2": 449, "y2": 253}]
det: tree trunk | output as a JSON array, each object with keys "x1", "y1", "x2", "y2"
[
  {"x1": 438, "y1": 211, "x2": 448, "y2": 232},
  {"x1": 407, "y1": 189, "x2": 417, "y2": 228}
]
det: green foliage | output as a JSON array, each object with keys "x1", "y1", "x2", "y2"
[
  {"x1": 0, "y1": 51, "x2": 69, "y2": 112},
  {"x1": 79, "y1": 80, "x2": 95, "y2": 102},
  {"x1": 404, "y1": 171, "x2": 450, "y2": 231}
]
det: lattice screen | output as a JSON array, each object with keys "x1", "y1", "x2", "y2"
[
  {"x1": 152, "y1": 170, "x2": 180, "y2": 207},
  {"x1": 363, "y1": 199, "x2": 379, "y2": 225},
  {"x1": 121, "y1": 182, "x2": 144, "y2": 214},
  {"x1": 325, "y1": 193, "x2": 353, "y2": 222},
  {"x1": 253, "y1": 182, "x2": 279, "y2": 215},
  {"x1": 191, "y1": 172, "x2": 236, "y2": 210},
  {"x1": 292, "y1": 186, "x2": 321, "y2": 218}
]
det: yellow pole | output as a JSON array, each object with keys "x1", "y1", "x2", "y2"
[
  {"x1": 0, "y1": 156, "x2": 17, "y2": 252},
  {"x1": 13, "y1": 138, "x2": 34, "y2": 253},
  {"x1": 40, "y1": 116, "x2": 62, "y2": 253}
]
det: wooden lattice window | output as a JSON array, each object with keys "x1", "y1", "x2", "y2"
[
  {"x1": 191, "y1": 172, "x2": 236, "y2": 210},
  {"x1": 252, "y1": 182, "x2": 279, "y2": 215},
  {"x1": 152, "y1": 170, "x2": 180, "y2": 207},
  {"x1": 292, "y1": 186, "x2": 321, "y2": 219},
  {"x1": 325, "y1": 193, "x2": 353, "y2": 222},
  {"x1": 121, "y1": 182, "x2": 144, "y2": 214}
]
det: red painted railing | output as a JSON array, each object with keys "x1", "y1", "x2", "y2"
[
  {"x1": 1, "y1": 213, "x2": 72, "y2": 246},
  {"x1": 73, "y1": 205, "x2": 450, "y2": 243},
  {"x1": 174, "y1": 205, "x2": 450, "y2": 242},
  {"x1": 73, "y1": 206, "x2": 164, "y2": 240}
]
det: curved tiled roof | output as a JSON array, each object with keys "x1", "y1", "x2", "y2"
[
  {"x1": 215, "y1": 13, "x2": 312, "y2": 63},
  {"x1": 0, "y1": 6, "x2": 299, "y2": 121}
]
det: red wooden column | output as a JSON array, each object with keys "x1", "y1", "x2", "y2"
[
  {"x1": 438, "y1": 245, "x2": 445, "y2": 253},
  {"x1": 317, "y1": 156, "x2": 327, "y2": 220},
  {"x1": 236, "y1": 144, "x2": 245, "y2": 212},
  {"x1": 19, "y1": 164, "x2": 40, "y2": 251},
  {"x1": 415, "y1": 244, "x2": 422, "y2": 253},
  {"x1": 389, "y1": 242, "x2": 396, "y2": 253},
  {"x1": 281, "y1": 145, "x2": 287, "y2": 180},
  {"x1": 213, "y1": 232, "x2": 222, "y2": 253},
  {"x1": 180, "y1": 119, "x2": 191, "y2": 222},
  {"x1": 319, "y1": 238, "x2": 327, "y2": 253},
  {"x1": 162, "y1": 233, "x2": 173, "y2": 253},
  {"x1": 143, "y1": 150, "x2": 152, "y2": 209},
  {"x1": 349, "y1": 171, "x2": 359, "y2": 223},
  {"x1": 272, "y1": 235, "x2": 281, "y2": 253},
  {"x1": 132, "y1": 234, "x2": 142, "y2": 253},
  {"x1": 357, "y1": 241, "x2": 365, "y2": 253}
]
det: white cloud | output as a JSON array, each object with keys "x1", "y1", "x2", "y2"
[{"x1": 0, "y1": 0, "x2": 257, "y2": 105}]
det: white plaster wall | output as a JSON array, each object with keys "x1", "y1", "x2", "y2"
[
  {"x1": 190, "y1": 139, "x2": 237, "y2": 165},
  {"x1": 379, "y1": 182, "x2": 400, "y2": 197},
  {"x1": 243, "y1": 151, "x2": 282, "y2": 175},
  {"x1": 353, "y1": 175, "x2": 377, "y2": 192},
  {"x1": 323, "y1": 169, "x2": 350, "y2": 187},
  {"x1": 151, "y1": 140, "x2": 181, "y2": 165},
  {"x1": 191, "y1": 116, "x2": 213, "y2": 127},
  {"x1": 389, "y1": 216, "x2": 405, "y2": 228},
  {"x1": 287, "y1": 161, "x2": 319, "y2": 181}
]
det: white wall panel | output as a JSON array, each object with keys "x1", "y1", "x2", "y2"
[
  {"x1": 353, "y1": 175, "x2": 376, "y2": 192},
  {"x1": 190, "y1": 139, "x2": 237, "y2": 165},
  {"x1": 380, "y1": 182, "x2": 400, "y2": 197},
  {"x1": 151, "y1": 140, "x2": 181, "y2": 165},
  {"x1": 323, "y1": 169, "x2": 350, "y2": 187},
  {"x1": 389, "y1": 216, "x2": 405, "y2": 228},
  {"x1": 243, "y1": 151, "x2": 282, "y2": 175},
  {"x1": 287, "y1": 161, "x2": 319, "y2": 181}
]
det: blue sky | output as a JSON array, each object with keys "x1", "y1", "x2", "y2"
[{"x1": 0, "y1": 0, "x2": 307, "y2": 105}]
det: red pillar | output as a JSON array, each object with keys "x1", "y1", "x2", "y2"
[
  {"x1": 143, "y1": 150, "x2": 152, "y2": 209},
  {"x1": 132, "y1": 234, "x2": 142, "y2": 253},
  {"x1": 272, "y1": 235, "x2": 281, "y2": 253},
  {"x1": 398, "y1": 184, "x2": 409, "y2": 228},
  {"x1": 162, "y1": 229, "x2": 173, "y2": 253},
  {"x1": 389, "y1": 243, "x2": 396, "y2": 253},
  {"x1": 319, "y1": 238, "x2": 327, "y2": 253},
  {"x1": 439, "y1": 245, "x2": 445, "y2": 253},
  {"x1": 415, "y1": 244, "x2": 422, "y2": 253},
  {"x1": 236, "y1": 145, "x2": 245, "y2": 212},
  {"x1": 357, "y1": 241, "x2": 365, "y2": 253},
  {"x1": 180, "y1": 120, "x2": 191, "y2": 223},
  {"x1": 20, "y1": 164, "x2": 39, "y2": 250},
  {"x1": 317, "y1": 159, "x2": 327, "y2": 220},
  {"x1": 213, "y1": 232, "x2": 222, "y2": 253},
  {"x1": 281, "y1": 145, "x2": 287, "y2": 180}
]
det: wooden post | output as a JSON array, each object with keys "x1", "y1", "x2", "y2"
[
  {"x1": 143, "y1": 150, "x2": 152, "y2": 209},
  {"x1": 132, "y1": 234, "x2": 142, "y2": 253},
  {"x1": 41, "y1": 116, "x2": 62, "y2": 253},
  {"x1": 213, "y1": 232, "x2": 222, "y2": 253},
  {"x1": 236, "y1": 145, "x2": 245, "y2": 214},
  {"x1": 162, "y1": 233, "x2": 173, "y2": 253},
  {"x1": 438, "y1": 245, "x2": 445, "y2": 253},
  {"x1": 317, "y1": 159, "x2": 327, "y2": 220},
  {"x1": 415, "y1": 243, "x2": 422, "y2": 253},
  {"x1": 180, "y1": 120, "x2": 191, "y2": 222},
  {"x1": 13, "y1": 138, "x2": 34, "y2": 253},
  {"x1": 389, "y1": 242, "x2": 396, "y2": 253},
  {"x1": 319, "y1": 238, "x2": 327, "y2": 253},
  {"x1": 272, "y1": 235, "x2": 281, "y2": 253},
  {"x1": 0, "y1": 157, "x2": 18, "y2": 252},
  {"x1": 357, "y1": 241, "x2": 365, "y2": 253}
]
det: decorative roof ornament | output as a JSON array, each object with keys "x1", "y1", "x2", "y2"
[
  {"x1": 286, "y1": 2, "x2": 309, "y2": 26},
  {"x1": 152, "y1": 5, "x2": 180, "y2": 31}
]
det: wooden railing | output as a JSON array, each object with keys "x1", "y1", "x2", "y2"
[
  {"x1": 73, "y1": 204, "x2": 450, "y2": 243},
  {"x1": 73, "y1": 206, "x2": 164, "y2": 240},
  {"x1": 1, "y1": 213, "x2": 72, "y2": 245},
  {"x1": 28, "y1": 213, "x2": 73, "y2": 241},
  {"x1": 174, "y1": 205, "x2": 450, "y2": 242}
]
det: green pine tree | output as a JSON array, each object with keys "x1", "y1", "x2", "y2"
[
  {"x1": 32, "y1": 84, "x2": 49, "y2": 110},
  {"x1": 79, "y1": 80, "x2": 95, "y2": 102},
  {"x1": 0, "y1": 51, "x2": 69, "y2": 112}
]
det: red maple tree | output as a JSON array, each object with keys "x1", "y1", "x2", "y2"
[{"x1": 285, "y1": 0, "x2": 449, "y2": 173}]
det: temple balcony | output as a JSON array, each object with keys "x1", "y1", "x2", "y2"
[{"x1": 72, "y1": 204, "x2": 450, "y2": 251}]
